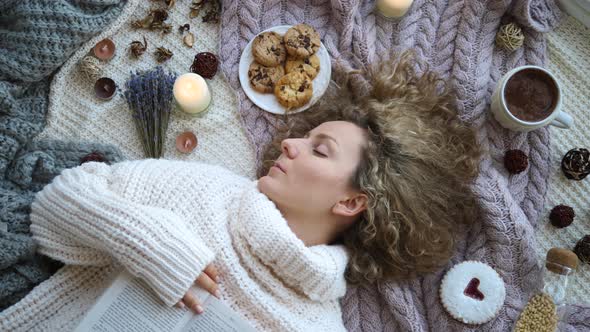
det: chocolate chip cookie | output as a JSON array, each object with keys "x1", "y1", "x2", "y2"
[
  {"x1": 285, "y1": 54, "x2": 320, "y2": 79},
  {"x1": 284, "y1": 24, "x2": 321, "y2": 59},
  {"x1": 274, "y1": 72, "x2": 313, "y2": 109},
  {"x1": 252, "y1": 32, "x2": 287, "y2": 67},
  {"x1": 248, "y1": 62, "x2": 285, "y2": 93}
]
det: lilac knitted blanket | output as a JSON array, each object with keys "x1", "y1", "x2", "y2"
[{"x1": 219, "y1": 0, "x2": 590, "y2": 330}]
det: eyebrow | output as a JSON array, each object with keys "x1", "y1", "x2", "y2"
[{"x1": 312, "y1": 133, "x2": 339, "y2": 147}]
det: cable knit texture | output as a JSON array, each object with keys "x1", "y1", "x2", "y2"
[
  {"x1": 218, "y1": 0, "x2": 590, "y2": 331},
  {"x1": 0, "y1": 159, "x2": 349, "y2": 331},
  {"x1": 0, "y1": 0, "x2": 127, "y2": 310}
]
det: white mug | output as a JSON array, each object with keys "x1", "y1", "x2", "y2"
[{"x1": 490, "y1": 65, "x2": 573, "y2": 132}]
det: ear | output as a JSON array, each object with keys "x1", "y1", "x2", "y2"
[{"x1": 332, "y1": 193, "x2": 368, "y2": 218}]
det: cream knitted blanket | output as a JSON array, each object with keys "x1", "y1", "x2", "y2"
[
  {"x1": 537, "y1": 14, "x2": 590, "y2": 307},
  {"x1": 35, "y1": 0, "x2": 257, "y2": 179}
]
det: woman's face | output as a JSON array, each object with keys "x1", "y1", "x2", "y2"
[{"x1": 258, "y1": 121, "x2": 367, "y2": 217}]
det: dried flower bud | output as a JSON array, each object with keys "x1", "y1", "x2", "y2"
[
  {"x1": 183, "y1": 33, "x2": 195, "y2": 47},
  {"x1": 190, "y1": 0, "x2": 205, "y2": 18},
  {"x1": 163, "y1": 0, "x2": 176, "y2": 9},
  {"x1": 155, "y1": 47, "x2": 173, "y2": 63},
  {"x1": 504, "y1": 149, "x2": 528, "y2": 174},
  {"x1": 179, "y1": 23, "x2": 190, "y2": 33},
  {"x1": 574, "y1": 235, "x2": 590, "y2": 265},
  {"x1": 190, "y1": 52, "x2": 218, "y2": 79},
  {"x1": 549, "y1": 205, "x2": 575, "y2": 228},
  {"x1": 561, "y1": 148, "x2": 590, "y2": 181},
  {"x1": 131, "y1": 8, "x2": 171, "y2": 34},
  {"x1": 130, "y1": 36, "x2": 148, "y2": 58}
]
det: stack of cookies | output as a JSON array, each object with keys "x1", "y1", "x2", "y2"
[{"x1": 248, "y1": 24, "x2": 321, "y2": 110}]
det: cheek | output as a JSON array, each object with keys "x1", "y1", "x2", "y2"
[{"x1": 294, "y1": 161, "x2": 346, "y2": 191}]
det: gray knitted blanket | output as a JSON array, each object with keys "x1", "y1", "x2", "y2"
[
  {"x1": 0, "y1": 0, "x2": 126, "y2": 311},
  {"x1": 219, "y1": 0, "x2": 590, "y2": 330}
]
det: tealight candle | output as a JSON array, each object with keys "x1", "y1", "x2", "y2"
[
  {"x1": 376, "y1": 0, "x2": 414, "y2": 18},
  {"x1": 94, "y1": 77, "x2": 117, "y2": 100},
  {"x1": 176, "y1": 131, "x2": 198, "y2": 153},
  {"x1": 173, "y1": 73, "x2": 212, "y2": 115},
  {"x1": 93, "y1": 38, "x2": 116, "y2": 60}
]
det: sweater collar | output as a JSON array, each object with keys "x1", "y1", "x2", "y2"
[{"x1": 228, "y1": 182, "x2": 349, "y2": 302}]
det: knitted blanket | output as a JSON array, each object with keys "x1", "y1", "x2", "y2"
[
  {"x1": 0, "y1": 0, "x2": 126, "y2": 311},
  {"x1": 219, "y1": 0, "x2": 590, "y2": 330}
]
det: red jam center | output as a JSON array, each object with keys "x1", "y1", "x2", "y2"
[{"x1": 463, "y1": 278, "x2": 485, "y2": 301}]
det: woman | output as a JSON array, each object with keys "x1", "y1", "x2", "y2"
[{"x1": 0, "y1": 52, "x2": 480, "y2": 331}]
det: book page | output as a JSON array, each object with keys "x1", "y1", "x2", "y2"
[
  {"x1": 183, "y1": 296, "x2": 258, "y2": 332},
  {"x1": 75, "y1": 269, "x2": 257, "y2": 332},
  {"x1": 75, "y1": 270, "x2": 194, "y2": 332}
]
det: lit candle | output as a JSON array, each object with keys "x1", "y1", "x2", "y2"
[
  {"x1": 173, "y1": 73, "x2": 212, "y2": 115},
  {"x1": 93, "y1": 38, "x2": 116, "y2": 61},
  {"x1": 376, "y1": 0, "x2": 414, "y2": 18},
  {"x1": 176, "y1": 131, "x2": 198, "y2": 153}
]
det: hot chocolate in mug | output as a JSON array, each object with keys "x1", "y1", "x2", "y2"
[{"x1": 491, "y1": 65, "x2": 573, "y2": 132}]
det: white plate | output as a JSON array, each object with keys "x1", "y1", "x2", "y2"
[{"x1": 238, "y1": 25, "x2": 331, "y2": 115}]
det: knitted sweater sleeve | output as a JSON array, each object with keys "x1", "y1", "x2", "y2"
[{"x1": 29, "y1": 161, "x2": 216, "y2": 307}]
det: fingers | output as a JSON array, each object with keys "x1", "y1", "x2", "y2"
[
  {"x1": 196, "y1": 273, "x2": 221, "y2": 299},
  {"x1": 204, "y1": 264, "x2": 219, "y2": 282},
  {"x1": 182, "y1": 290, "x2": 204, "y2": 314},
  {"x1": 175, "y1": 301, "x2": 186, "y2": 309}
]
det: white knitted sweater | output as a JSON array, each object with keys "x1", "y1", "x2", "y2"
[{"x1": 0, "y1": 159, "x2": 349, "y2": 332}]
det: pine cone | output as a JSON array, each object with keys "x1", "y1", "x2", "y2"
[{"x1": 561, "y1": 148, "x2": 590, "y2": 180}]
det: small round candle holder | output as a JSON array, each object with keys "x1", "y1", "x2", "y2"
[
  {"x1": 94, "y1": 77, "x2": 117, "y2": 100},
  {"x1": 176, "y1": 131, "x2": 198, "y2": 153},
  {"x1": 93, "y1": 38, "x2": 116, "y2": 61}
]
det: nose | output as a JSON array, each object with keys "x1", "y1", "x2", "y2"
[{"x1": 281, "y1": 139, "x2": 299, "y2": 159}]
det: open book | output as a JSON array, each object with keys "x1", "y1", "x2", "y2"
[{"x1": 75, "y1": 269, "x2": 257, "y2": 332}]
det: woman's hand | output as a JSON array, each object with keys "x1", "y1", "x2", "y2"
[{"x1": 175, "y1": 263, "x2": 220, "y2": 314}]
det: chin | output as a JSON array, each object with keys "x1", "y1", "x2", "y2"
[{"x1": 257, "y1": 175, "x2": 282, "y2": 205}]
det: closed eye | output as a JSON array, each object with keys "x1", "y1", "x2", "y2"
[{"x1": 313, "y1": 149, "x2": 327, "y2": 157}]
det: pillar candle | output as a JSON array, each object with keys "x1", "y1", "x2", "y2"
[{"x1": 173, "y1": 73, "x2": 212, "y2": 115}]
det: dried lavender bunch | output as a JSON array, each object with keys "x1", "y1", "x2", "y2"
[{"x1": 124, "y1": 67, "x2": 176, "y2": 158}]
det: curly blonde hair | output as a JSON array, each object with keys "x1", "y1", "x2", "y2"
[{"x1": 260, "y1": 51, "x2": 481, "y2": 284}]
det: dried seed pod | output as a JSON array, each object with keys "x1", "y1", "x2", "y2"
[
  {"x1": 574, "y1": 235, "x2": 590, "y2": 264},
  {"x1": 561, "y1": 148, "x2": 590, "y2": 180},
  {"x1": 202, "y1": 7, "x2": 220, "y2": 23},
  {"x1": 178, "y1": 23, "x2": 190, "y2": 33},
  {"x1": 163, "y1": 0, "x2": 175, "y2": 8},
  {"x1": 190, "y1": 52, "x2": 218, "y2": 79},
  {"x1": 78, "y1": 55, "x2": 103, "y2": 81},
  {"x1": 189, "y1": 0, "x2": 205, "y2": 18},
  {"x1": 131, "y1": 8, "x2": 171, "y2": 34},
  {"x1": 129, "y1": 36, "x2": 148, "y2": 58},
  {"x1": 183, "y1": 33, "x2": 195, "y2": 47},
  {"x1": 496, "y1": 23, "x2": 524, "y2": 52},
  {"x1": 154, "y1": 46, "x2": 173, "y2": 63}
]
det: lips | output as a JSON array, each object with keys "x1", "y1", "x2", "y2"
[{"x1": 273, "y1": 162, "x2": 286, "y2": 174}]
